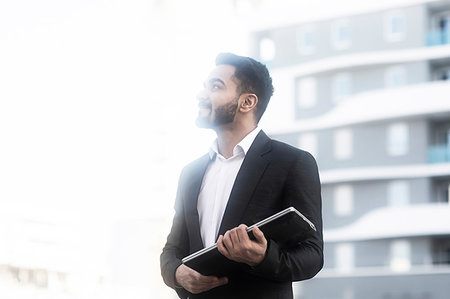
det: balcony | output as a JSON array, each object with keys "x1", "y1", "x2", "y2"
[
  {"x1": 429, "y1": 144, "x2": 450, "y2": 163},
  {"x1": 268, "y1": 81, "x2": 450, "y2": 135},
  {"x1": 427, "y1": 29, "x2": 450, "y2": 46},
  {"x1": 324, "y1": 204, "x2": 450, "y2": 242}
]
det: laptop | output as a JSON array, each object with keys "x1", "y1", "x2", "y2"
[{"x1": 182, "y1": 206, "x2": 317, "y2": 276}]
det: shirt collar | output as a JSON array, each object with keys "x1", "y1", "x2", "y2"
[{"x1": 208, "y1": 127, "x2": 262, "y2": 160}]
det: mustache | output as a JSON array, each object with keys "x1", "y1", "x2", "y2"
[{"x1": 198, "y1": 101, "x2": 212, "y2": 109}]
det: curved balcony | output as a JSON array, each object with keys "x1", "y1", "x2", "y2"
[
  {"x1": 270, "y1": 44, "x2": 450, "y2": 78},
  {"x1": 429, "y1": 145, "x2": 450, "y2": 163},
  {"x1": 324, "y1": 203, "x2": 450, "y2": 242},
  {"x1": 268, "y1": 81, "x2": 450, "y2": 135},
  {"x1": 320, "y1": 162, "x2": 450, "y2": 184}
]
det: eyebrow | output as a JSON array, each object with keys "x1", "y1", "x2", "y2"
[{"x1": 204, "y1": 78, "x2": 226, "y2": 88}]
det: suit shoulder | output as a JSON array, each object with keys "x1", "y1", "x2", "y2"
[
  {"x1": 270, "y1": 138, "x2": 315, "y2": 160},
  {"x1": 179, "y1": 154, "x2": 209, "y2": 177}
]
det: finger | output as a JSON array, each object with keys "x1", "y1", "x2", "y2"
[
  {"x1": 188, "y1": 271, "x2": 228, "y2": 294},
  {"x1": 212, "y1": 276, "x2": 229, "y2": 288},
  {"x1": 217, "y1": 235, "x2": 229, "y2": 257},
  {"x1": 252, "y1": 226, "x2": 267, "y2": 244},
  {"x1": 228, "y1": 227, "x2": 241, "y2": 244},
  {"x1": 238, "y1": 224, "x2": 248, "y2": 230},
  {"x1": 196, "y1": 276, "x2": 228, "y2": 293},
  {"x1": 236, "y1": 225, "x2": 249, "y2": 242},
  {"x1": 222, "y1": 230, "x2": 234, "y2": 250}
]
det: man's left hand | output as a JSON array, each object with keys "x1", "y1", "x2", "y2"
[{"x1": 217, "y1": 224, "x2": 267, "y2": 267}]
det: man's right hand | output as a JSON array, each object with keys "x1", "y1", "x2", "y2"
[{"x1": 175, "y1": 264, "x2": 228, "y2": 294}]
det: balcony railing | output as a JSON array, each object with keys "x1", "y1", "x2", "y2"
[
  {"x1": 427, "y1": 29, "x2": 450, "y2": 46},
  {"x1": 428, "y1": 144, "x2": 450, "y2": 163}
]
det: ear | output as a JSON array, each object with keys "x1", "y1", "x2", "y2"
[{"x1": 239, "y1": 93, "x2": 258, "y2": 113}]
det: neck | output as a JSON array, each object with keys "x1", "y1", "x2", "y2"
[{"x1": 215, "y1": 124, "x2": 257, "y2": 159}]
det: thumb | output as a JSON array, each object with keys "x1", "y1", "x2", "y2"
[{"x1": 252, "y1": 226, "x2": 266, "y2": 244}]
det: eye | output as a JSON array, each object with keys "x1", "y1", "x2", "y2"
[{"x1": 211, "y1": 84, "x2": 221, "y2": 90}]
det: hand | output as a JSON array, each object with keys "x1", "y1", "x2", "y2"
[
  {"x1": 175, "y1": 264, "x2": 228, "y2": 294},
  {"x1": 217, "y1": 224, "x2": 267, "y2": 267}
]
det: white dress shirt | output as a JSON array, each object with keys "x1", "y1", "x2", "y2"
[{"x1": 197, "y1": 127, "x2": 261, "y2": 247}]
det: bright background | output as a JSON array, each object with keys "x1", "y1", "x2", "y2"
[
  {"x1": 0, "y1": 0, "x2": 426, "y2": 298},
  {"x1": 0, "y1": 1, "x2": 264, "y2": 298}
]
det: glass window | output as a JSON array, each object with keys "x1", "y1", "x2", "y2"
[
  {"x1": 332, "y1": 73, "x2": 352, "y2": 103},
  {"x1": 336, "y1": 243, "x2": 354, "y2": 273},
  {"x1": 297, "y1": 77, "x2": 317, "y2": 108},
  {"x1": 447, "y1": 183, "x2": 450, "y2": 204},
  {"x1": 429, "y1": 12, "x2": 450, "y2": 46},
  {"x1": 390, "y1": 239, "x2": 411, "y2": 272},
  {"x1": 297, "y1": 26, "x2": 315, "y2": 55},
  {"x1": 388, "y1": 180, "x2": 410, "y2": 207},
  {"x1": 334, "y1": 128, "x2": 353, "y2": 160},
  {"x1": 385, "y1": 66, "x2": 407, "y2": 88},
  {"x1": 433, "y1": 65, "x2": 450, "y2": 81},
  {"x1": 387, "y1": 122, "x2": 409, "y2": 156},
  {"x1": 332, "y1": 19, "x2": 351, "y2": 50},
  {"x1": 298, "y1": 133, "x2": 318, "y2": 158},
  {"x1": 259, "y1": 37, "x2": 276, "y2": 61},
  {"x1": 384, "y1": 11, "x2": 406, "y2": 42},
  {"x1": 334, "y1": 184, "x2": 354, "y2": 216}
]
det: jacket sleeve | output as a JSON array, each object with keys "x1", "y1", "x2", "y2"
[
  {"x1": 248, "y1": 151, "x2": 324, "y2": 281},
  {"x1": 160, "y1": 168, "x2": 190, "y2": 298}
]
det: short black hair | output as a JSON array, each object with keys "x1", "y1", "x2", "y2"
[{"x1": 215, "y1": 53, "x2": 274, "y2": 123}]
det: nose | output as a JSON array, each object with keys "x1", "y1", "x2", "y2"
[{"x1": 197, "y1": 88, "x2": 208, "y2": 102}]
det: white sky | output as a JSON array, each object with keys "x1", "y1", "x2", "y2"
[
  {"x1": 0, "y1": 0, "x2": 250, "y2": 223},
  {"x1": 0, "y1": 0, "x2": 428, "y2": 223},
  {"x1": 0, "y1": 3, "x2": 251, "y2": 295},
  {"x1": 0, "y1": 0, "x2": 436, "y2": 297}
]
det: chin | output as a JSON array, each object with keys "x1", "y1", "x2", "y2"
[{"x1": 195, "y1": 117, "x2": 213, "y2": 129}]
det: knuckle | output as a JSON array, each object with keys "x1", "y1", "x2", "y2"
[{"x1": 192, "y1": 273, "x2": 201, "y2": 282}]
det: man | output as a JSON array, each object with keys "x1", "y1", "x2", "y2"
[{"x1": 160, "y1": 53, "x2": 323, "y2": 299}]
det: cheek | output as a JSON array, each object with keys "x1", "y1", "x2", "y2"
[{"x1": 197, "y1": 108, "x2": 212, "y2": 122}]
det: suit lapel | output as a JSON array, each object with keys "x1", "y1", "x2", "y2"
[
  {"x1": 185, "y1": 154, "x2": 210, "y2": 250},
  {"x1": 218, "y1": 131, "x2": 272, "y2": 236}
]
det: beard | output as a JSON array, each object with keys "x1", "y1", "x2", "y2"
[{"x1": 196, "y1": 97, "x2": 239, "y2": 128}]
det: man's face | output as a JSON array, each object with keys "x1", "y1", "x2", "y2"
[{"x1": 196, "y1": 64, "x2": 241, "y2": 129}]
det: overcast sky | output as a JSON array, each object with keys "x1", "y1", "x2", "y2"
[
  {"x1": 0, "y1": 0, "x2": 425, "y2": 222},
  {"x1": 0, "y1": 0, "x2": 249, "y2": 223}
]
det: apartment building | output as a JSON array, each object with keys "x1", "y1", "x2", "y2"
[
  {"x1": 0, "y1": 205, "x2": 107, "y2": 299},
  {"x1": 249, "y1": 0, "x2": 450, "y2": 298}
]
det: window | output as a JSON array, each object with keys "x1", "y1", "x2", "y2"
[
  {"x1": 428, "y1": 11, "x2": 450, "y2": 46},
  {"x1": 331, "y1": 19, "x2": 351, "y2": 50},
  {"x1": 433, "y1": 238, "x2": 450, "y2": 264},
  {"x1": 332, "y1": 73, "x2": 352, "y2": 103},
  {"x1": 433, "y1": 65, "x2": 450, "y2": 81},
  {"x1": 334, "y1": 128, "x2": 353, "y2": 160},
  {"x1": 433, "y1": 180, "x2": 450, "y2": 204},
  {"x1": 390, "y1": 240, "x2": 411, "y2": 272},
  {"x1": 385, "y1": 66, "x2": 407, "y2": 88},
  {"x1": 446, "y1": 183, "x2": 450, "y2": 204},
  {"x1": 384, "y1": 11, "x2": 406, "y2": 42},
  {"x1": 334, "y1": 184, "x2": 354, "y2": 216},
  {"x1": 387, "y1": 123, "x2": 409, "y2": 156},
  {"x1": 388, "y1": 180, "x2": 410, "y2": 206},
  {"x1": 298, "y1": 133, "x2": 318, "y2": 158},
  {"x1": 259, "y1": 37, "x2": 276, "y2": 61},
  {"x1": 297, "y1": 77, "x2": 317, "y2": 108},
  {"x1": 297, "y1": 26, "x2": 315, "y2": 55},
  {"x1": 336, "y1": 243, "x2": 354, "y2": 273}
]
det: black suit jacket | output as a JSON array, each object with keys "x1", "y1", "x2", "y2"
[{"x1": 160, "y1": 131, "x2": 323, "y2": 299}]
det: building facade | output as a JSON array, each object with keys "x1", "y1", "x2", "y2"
[
  {"x1": 0, "y1": 205, "x2": 107, "y2": 299},
  {"x1": 249, "y1": 0, "x2": 450, "y2": 298}
]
